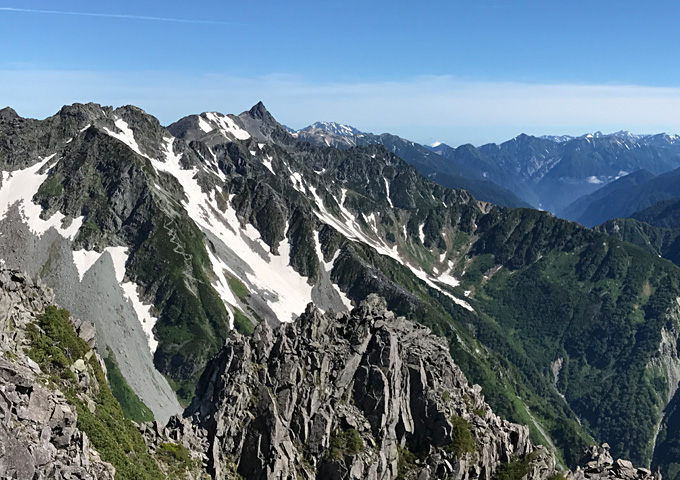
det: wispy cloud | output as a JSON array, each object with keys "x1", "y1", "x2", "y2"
[
  {"x1": 2, "y1": 69, "x2": 680, "y2": 146},
  {"x1": 0, "y1": 7, "x2": 243, "y2": 26}
]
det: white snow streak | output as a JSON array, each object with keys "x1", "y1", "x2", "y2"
[
  {"x1": 151, "y1": 137, "x2": 314, "y2": 323},
  {"x1": 203, "y1": 112, "x2": 250, "y2": 140},
  {"x1": 105, "y1": 246, "x2": 159, "y2": 353},
  {"x1": 313, "y1": 231, "x2": 352, "y2": 310},
  {"x1": 262, "y1": 155, "x2": 275, "y2": 174},
  {"x1": 384, "y1": 178, "x2": 394, "y2": 208},
  {"x1": 0, "y1": 154, "x2": 84, "y2": 240},
  {"x1": 307, "y1": 184, "x2": 472, "y2": 311},
  {"x1": 197, "y1": 116, "x2": 213, "y2": 133},
  {"x1": 103, "y1": 119, "x2": 149, "y2": 158}
]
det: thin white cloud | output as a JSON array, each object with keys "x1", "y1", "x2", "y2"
[
  {"x1": 2, "y1": 70, "x2": 680, "y2": 146},
  {"x1": 0, "y1": 7, "x2": 242, "y2": 25}
]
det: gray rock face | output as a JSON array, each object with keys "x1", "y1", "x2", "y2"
[
  {"x1": 568, "y1": 444, "x2": 661, "y2": 480},
  {"x1": 175, "y1": 295, "x2": 658, "y2": 480},
  {"x1": 139, "y1": 416, "x2": 210, "y2": 480},
  {"x1": 0, "y1": 269, "x2": 115, "y2": 479},
  {"x1": 0, "y1": 206, "x2": 183, "y2": 423},
  {"x1": 184, "y1": 294, "x2": 553, "y2": 480}
]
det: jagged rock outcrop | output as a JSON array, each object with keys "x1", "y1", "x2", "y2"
[
  {"x1": 0, "y1": 269, "x2": 115, "y2": 479},
  {"x1": 183, "y1": 294, "x2": 555, "y2": 479},
  {"x1": 569, "y1": 444, "x2": 660, "y2": 480},
  {"x1": 139, "y1": 416, "x2": 210, "y2": 479}
]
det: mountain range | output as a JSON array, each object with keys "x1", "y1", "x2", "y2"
[
  {"x1": 294, "y1": 121, "x2": 532, "y2": 209},
  {"x1": 295, "y1": 121, "x2": 680, "y2": 219},
  {"x1": 2, "y1": 102, "x2": 680, "y2": 478}
]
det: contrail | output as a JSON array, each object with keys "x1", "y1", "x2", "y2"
[{"x1": 0, "y1": 7, "x2": 244, "y2": 26}]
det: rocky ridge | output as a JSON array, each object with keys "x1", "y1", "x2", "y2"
[
  {"x1": 0, "y1": 269, "x2": 115, "y2": 479},
  {"x1": 172, "y1": 294, "x2": 653, "y2": 480},
  {"x1": 571, "y1": 444, "x2": 660, "y2": 480}
]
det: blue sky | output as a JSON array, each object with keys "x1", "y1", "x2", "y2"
[{"x1": 2, "y1": 0, "x2": 680, "y2": 145}]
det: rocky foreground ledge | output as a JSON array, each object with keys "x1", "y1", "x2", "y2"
[
  {"x1": 0, "y1": 270, "x2": 115, "y2": 479},
  {"x1": 0, "y1": 268, "x2": 661, "y2": 480}
]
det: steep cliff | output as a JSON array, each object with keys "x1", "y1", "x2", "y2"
[{"x1": 177, "y1": 295, "x2": 654, "y2": 480}]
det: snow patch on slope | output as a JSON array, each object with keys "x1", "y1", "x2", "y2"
[
  {"x1": 313, "y1": 231, "x2": 352, "y2": 310},
  {"x1": 203, "y1": 112, "x2": 250, "y2": 140},
  {"x1": 384, "y1": 178, "x2": 394, "y2": 208},
  {"x1": 151, "y1": 137, "x2": 315, "y2": 323},
  {"x1": 106, "y1": 246, "x2": 159, "y2": 353},
  {"x1": 103, "y1": 119, "x2": 150, "y2": 159},
  {"x1": 306, "y1": 184, "x2": 472, "y2": 311},
  {"x1": 73, "y1": 245, "x2": 160, "y2": 353},
  {"x1": 262, "y1": 155, "x2": 275, "y2": 174},
  {"x1": 73, "y1": 249, "x2": 102, "y2": 281},
  {"x1": 198, "y1": 116, "x2": 213, "y2": 133},
  {"x1": 0, "y1": 154, "x2": 84, "y2": 241}
]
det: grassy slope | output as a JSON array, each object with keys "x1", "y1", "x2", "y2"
[{"x1": 104, "y1": 347, "x2": 154, "y2": 424}]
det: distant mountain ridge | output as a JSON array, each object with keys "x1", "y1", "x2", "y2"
[
  {"x1": 298, "y1": 121, "x2": 680, "y2": 217},
  {"x1": 562, "y1": 167, "x2": 680, "y2": 227},
  {"x1": 304, "y1": 121, "x2": 363, "y2": 137},
  {"x1": 429, "y1": 132, "x2": 680, "y2": 213},
  {"x1": 296, "y1": 121, "x2": 532, "y2": 208}
]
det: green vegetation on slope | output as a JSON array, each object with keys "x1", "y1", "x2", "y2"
[
  {"x1": 227, "y1": 276, "x2": 249, "y2": 300},
  {"x1": 328, "y1": 428, "x2": 364, "y2": 459},
  {"x1": 496, "y1": 451, "x2": 541, "y2": 480},
  {"x1": 447, "y1": 416, "x2": 477, "y2": 456},
  {"x1": 103, "y1": 347, "x2": 154, "y2": 423},
  {"x1": 331, "y1": 202, "x2": 680, "y2": 469},
  {"x1": 128, "y1": 214, "x2": 231, "y2": 405},
  {"x1": 26, "y1": 306, "x2": 165, "y2": 480},
  {"x1": 26, "y1": 305, "x2": 89, "y2": 378},
  {"x1": 598, "y1": 218, "x2": 680, "y2": 267},
  {"x1": 233, "y1": 307, "x2": 255, "y2": 336}
]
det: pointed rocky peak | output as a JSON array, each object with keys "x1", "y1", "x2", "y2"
[
  {"x1": 237, "y1": 101, "x2": 296, "y2": 146},
  {"x1": 246, "y1": 100, "x2": 270, "y2": 120},
  {"x1": 0, "y1": 106, "x2": 19, "y2": 122},
  {"x1": 239, "y1": 101, "x2": 283, "y2": 131}
]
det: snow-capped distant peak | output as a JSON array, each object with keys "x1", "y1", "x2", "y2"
[
  {"x1": 540, "y1": 134, "x2": 575, "y2": 143},
  {"x1": 577, "y1": 131, "x2": 647, "y2": 142},
  {"x1": 430, "y1": 141, "x2": 443, "y2": 148},
  {"x1": 303, "y1": 121, "x2": 362, "y2": 137}
]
